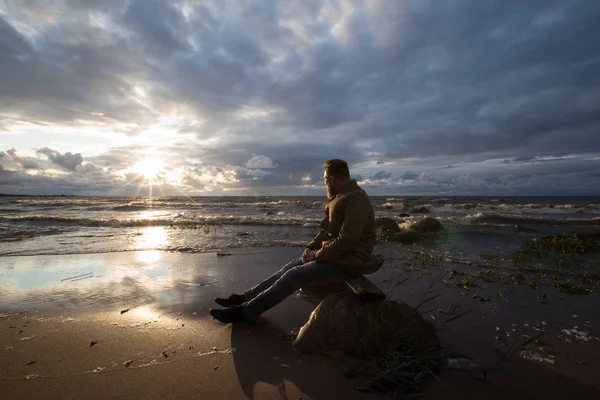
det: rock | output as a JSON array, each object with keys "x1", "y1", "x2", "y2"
[
  {"x1": 374, "y1": 217, "x2": 400, "y2": 233},
  {"x1": 397, "y1": 213, "x2": 411, "y2": 218},
  {"x1": 293, "y1": 292, "x2": 439, "y2": 357},
  {"x1": 410, "y1": 206, "x2": 430, "y2": 214},
  {"x1": 392, "y1": 229, "x2": 421, "y2": 244},
  {"x1": 299, "y1": 282, "x2": 353, "y2": 307},
  {"x1": 411, "y1": 217, "x2": 443, "y2": 233}
]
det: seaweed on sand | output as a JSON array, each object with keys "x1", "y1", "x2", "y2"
[
  {"x1": 375, "y1": 226, "x2": 396, "y2": 243},
  {"x1": 553, "y1": 280, "x2": 591, "y2": 295},
  {"x1": 512, "y1": 234, "x2": 593, "y2": 268}
]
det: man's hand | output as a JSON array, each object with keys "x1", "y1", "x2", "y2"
[{"x1": 301, "y1": 248, "x2": 316, "y2": 264}]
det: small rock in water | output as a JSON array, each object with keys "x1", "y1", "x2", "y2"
[
  {"x1": 393, "y1": 230, "x2": 421, "y2": 244},
  {"x1": 411, "y1": 217, "x2": 443, "y2": 232},
  {"x1": 374, "y1": 217, "x2": 401, "y2": 233}
]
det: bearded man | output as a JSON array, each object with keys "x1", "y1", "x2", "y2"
[{"x1": 209, "y1": 159, "x2": 383, "y2": 323}]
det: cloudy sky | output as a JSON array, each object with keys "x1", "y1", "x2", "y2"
[{"x1": 1, "y1": 0, "x2": 599, "y2": 196}]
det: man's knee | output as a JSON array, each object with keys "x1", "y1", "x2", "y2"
[
  {"x1": 280, "y1": 266, "x2": 303, "y2": 287},
  {"x1": 281, "y1": 258, "x2": 302, "y2": 272}
]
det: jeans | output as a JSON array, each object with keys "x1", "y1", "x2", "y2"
[{"x1": 241, "y1": 257, "x2": 346, "y2": 320}]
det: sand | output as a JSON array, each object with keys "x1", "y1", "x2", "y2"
[{"x1": 1, "y1": 247, "x2": 600, "y2": 399}]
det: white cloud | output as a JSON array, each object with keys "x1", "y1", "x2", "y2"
[{"x1": 245, "y1": 155, "x2": 276, "y2": 169}]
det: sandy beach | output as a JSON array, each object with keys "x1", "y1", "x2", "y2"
[{"x1": 1, "y1": 247, "x2": 600, "y2": 399}]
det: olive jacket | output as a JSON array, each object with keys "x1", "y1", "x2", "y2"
[{"x1": 306, "y1": 180, "x2": 383, "y2": 275}]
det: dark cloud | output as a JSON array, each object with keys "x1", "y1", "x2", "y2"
[
  {"x1": 0, "y1": 0, "x2": 599, "y2": 194},
  {"x1": 372, "y1": 170, "x2": 392, "y2": 180},
  {"x1": 36, "y1": 148, "x2": 83, "y2": 171},
  {"x1": 0, "y1": 148, "x2": 41, "y2": 170},
  {"x1": 399, "y1": 170, "x2": 419, "y2": 180}
]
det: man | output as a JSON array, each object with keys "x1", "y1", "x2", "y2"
[{"x1": 209, "y1": 159, "x2": 383, "y2": 323}]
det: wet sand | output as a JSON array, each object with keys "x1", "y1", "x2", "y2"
[{"x1": 1, "y1": 248, "x2": 600, "y2": 399}]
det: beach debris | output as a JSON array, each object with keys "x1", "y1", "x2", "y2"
[
  {"x1": 124, "y1": 360, "x2": 133, "y2": 368},
  {"x1": 520, "y1": 349, "x2": 556, "y2": 365},
  {"x1": 26, "y1": 361, "x2": 36, "y2": 366},
  {"x1": 60, "y1": 272, "x2": 93, "y2": 282},
  {"x1": 193, "y1": 347, "x2": 236, "y2": 357},
  {"x1": 18, "y1": 330, "x2": 23, "y2": 334},
  {"x1": 92, "y1": 367, "x2": 105, "y2": 373},
  {"x1": 161, "y1": 351, "x2": 168, "y2": 358},
  {"x1": 20, "y1": 335, "x2": 35, "y2": 341},
  {"x1": 120, "y1": 309, "x2": 130, "y2": 314},
  {"x1": 216, "y1": 251, "x2": 232, "y2": 256},
  {"x1": 89, "y1": 341, "x2": 97, "y2": 347},
  {"x1": 213, "y1": 365, "x2": 219, "y2": 370},
  {"x1": 553, "y1": 281, "x2": 590, "y2": 294},
  {"x1": 528, "y1": 281, "x2": 538, "y2": 289},
  {"x1": 559, "y1": 327, "x2": 599, "y2": 343},
  {"x1": 235, "y1": 232, "x2": 254, "y2": 237}
]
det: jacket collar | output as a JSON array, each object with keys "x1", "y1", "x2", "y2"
[{"x1": 337, "y1": 179, "x2": 358, "y2": 196}]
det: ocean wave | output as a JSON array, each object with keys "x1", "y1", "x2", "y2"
[
  {"x1": 0, "y1": 215, "x2": 320, "y2": 228},
  {"x1": 111, "y1": 205, "x2": 153, "y2": 211},
  {"x1": 466, "y1": 213, "x2": 600, "y2": 226}
]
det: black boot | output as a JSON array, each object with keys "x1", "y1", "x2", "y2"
[
  {"x1": 214, "y1": 293, "x2": 245, "y2": 307},
  {"x1": 209, "y1": 306, "x2": 247, "y2": 323}
]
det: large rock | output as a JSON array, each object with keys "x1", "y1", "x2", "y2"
[
  {"x1": 393, "y1": 229, "x2": 421, "y2": 244},
  {"x1": 374, "y1": 217, "x2": 400, "y2": 233},
  {"x1": 299, "y1": 281, "x2": 352, "y2": 306},
  {"x1": 410, "y1": 206, "x2": 430, "y2": 214},
  {"x1": 293, "y1": 292, "x2": 439, "y2": 357},
  {"x1": 411, "y1": 217, "x2": 443, "y2": 233}
]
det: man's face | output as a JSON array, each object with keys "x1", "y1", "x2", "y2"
[{"x1": 324, "y1": 170, "x2": 336, "y2": 198}]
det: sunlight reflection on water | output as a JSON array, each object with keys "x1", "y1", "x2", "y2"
[{"x1": 136, "y1": 227, "x2": 168, "y2": 251}]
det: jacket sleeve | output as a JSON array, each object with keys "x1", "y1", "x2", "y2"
[
  {"x1": 314, "y1": 195, "x2": 369, "y2": 262},
  {"x1": 306, "y1": 228, "x2": 329, "y2": 250},
  {"x1": 306, "y1": 209, "x2": 330, "y2": 250}
]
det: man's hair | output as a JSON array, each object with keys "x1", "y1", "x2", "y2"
[{"x1": 323, "y1": 159, "x2": 350, "y2": 179}]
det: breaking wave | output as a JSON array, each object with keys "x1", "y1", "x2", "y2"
[{"x1": 0, "y1": 215, "x2": 320, "y2": 228}]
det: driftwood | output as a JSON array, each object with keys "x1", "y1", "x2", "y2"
[{"x1": 343, "y1": 274, "x2": 386, "y2": 301}]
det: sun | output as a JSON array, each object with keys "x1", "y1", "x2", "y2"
[{"x1": 133, "y1": 159, "x2": 164, "y2": 181}]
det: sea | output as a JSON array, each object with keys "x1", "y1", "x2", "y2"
[{"x1": 1, "y1": 195, "x2": 599, "y2": 269}]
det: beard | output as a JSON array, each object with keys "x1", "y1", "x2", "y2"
[{"x1": 326, "y1": 182, "x2": 337, "y2": 199}]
